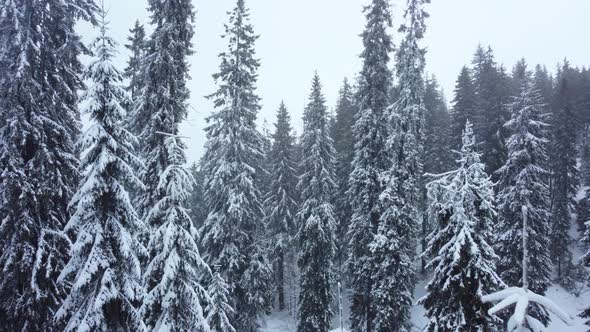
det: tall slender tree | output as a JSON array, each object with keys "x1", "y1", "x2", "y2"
[
  {"x1": 471, "y1": 46, "x2": 511, "y2": 178},
  {"x1": 420, "y1": 121, "x2": 502, "y2": 331},
  {"x1": 265, "y1": 102, "x2": 298, "y2": 311},
  {"x1": 495, "y1": 75, "x2": 552, "y2": 325},
  {"x1": 347, "y1": 1, "x2": 393, "y2": 330},
  {"x1": 372, "y1": 0, "x2": 429, "y2": 330},
  {"x1": 200, "y1": 1, "x2": 272, "y2": 330},
  {"x1": 130, "y1": 0, "x2": 212, "y2": 330},
  {"x1": 549, "y1": 61, "x2": 579, "y2": 279},
  {"x1": 0, "y1": 0, "x2": 95, "y2": 329},
  {"x1": 297, "y1": 73, "x2": 337, "y2": 332},
  {"x1": 124, "y1": 20, "x2": 146, "y2": 102},
  {"x1": 331, "y1": 78, "x2": 356, "y2": 278},
  {"x1": 55, "y1": 12, "x2": 145, "y2": 330},
  {"x1": 449, "y1": 66, "x2": 478, "y2": 150}
]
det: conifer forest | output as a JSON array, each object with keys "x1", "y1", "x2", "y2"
[{"x1": 2, "y1": 0, "x2": 590, "y2": 331}]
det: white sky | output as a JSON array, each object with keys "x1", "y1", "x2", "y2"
[{"x1": 79, "y1": 0, "x2": 590, "y2": 164}]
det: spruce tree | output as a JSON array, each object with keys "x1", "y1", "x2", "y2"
[
  {"x1": 420, "y1": 121, "x2": 502, "y2": 331},
  {"x1": 296, "y1": 73, "x2": 337, "y2": 332},
  {"x1": 471, "y1": 46, "x2": 511, "y2": 178},
  {"x1": 130, "y1": 0, "x2": 211, "y2": 330},
  {"x1": 207, "y1": 269, "x2": 237, "y2": 332},
  {"x1": 265, "y1": 102, "x2": 298, "y2": 311},
  {"x1": 373, "y1": 0, "x2": 429, "y2": 330},
  {"x1": 550, "y1": 61, "x2": 579, "y2": 279},
  {"x1": 0, "y1": 0, "x2": 94, "y2": 329},
  {"x1": 347, "y1": 1, "x2": 393, "y2": 330},
  {"x1": 188, "y1": 161, "x2": 207, "y2": 230},
  {"x1": 55, "y1": 13, "x2": 145, "y2": 330},
  {"x1": 422, "y1": 74, "x2": 453, "y2": 273},
  {"x1": 532, "y1": 65, "x2": 553, "y2": 107},
  {"x1": 495, "y1": 76, "x2": 552, "y2": 325},
  {"x1": 200, "y1": 1, "x2": 272, "y2": 330},
  {"x1": 330, "y1": 78, "x2": 356, "y2": 278},
  {"x1": 450, "y1": 66, "x2": 478, "y2": 150},
  {"x1": 581, "y1": 218, "x2": 590, "y2": 329},
  {"x1": 124, "y1": 20, "x2": 146, "y2": 102},
  {"x1": 423, "y1": 74, "x2": 453, "y2": 175}
]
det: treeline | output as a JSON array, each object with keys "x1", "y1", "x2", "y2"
[{"x1": 1, "y1": 0, "x2": 590, "y2": 332}]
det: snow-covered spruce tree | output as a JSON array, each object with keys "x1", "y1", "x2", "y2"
[
  {"x1": 131, "y1": 0, "x2": 212, "y2": 330},
  {"x1": 200, "y1": 0, "x2": 272, "y2": 330},
  {"x1": 55, "y1": 13, "x2": 145, "y2": 331},
  {"x1": 141, "y1": 135, "x2": 210, "y2": 331},
  {"x1": 0, "y1": 0, "x2": 95, "y2": 330},
  {"x1": 132, "y1": 0, "x2": 195, "y2": 221},
  {"x1": 495, "y1": 77, "x2": 552, "y2": 325},
  {"x1": 449, "y1": 66, "x2": 478, "y2": 150},
  {"x1": 265, "y1": 102, "x2": 298, "y2": 311},
  {"x1": 124, "y1": 20, "x2": 146, "y2": 103},
  {"x1": 549, "y1": 62, "x2": 579, "y2": 279},
  {"x1": 347, "y1": 1, "x2": 393, "y2": 330},
  {"x1": 296, "y1": 73, "x2": 337, "y2": 332},
  {"x1": 330, "y1": 78, "x2": 356, "y2": 279},
  {"x1": 420, "y1": 121, "x2": 503, "y2": 331},
  {"x1": 372, "y1": 0, "x2": 429, "y2": 330},
  {"x1": 208, "y1": 269, "x2": 237, "y2": 332}
]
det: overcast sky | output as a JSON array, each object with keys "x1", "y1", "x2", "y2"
[{"x1": 80, "y1": 0, "x2": 590, "y2": 164}]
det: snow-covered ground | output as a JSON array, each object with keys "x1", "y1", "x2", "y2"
[{"x1": 261, "y1": 278, "x2": 589, "y2": 332}]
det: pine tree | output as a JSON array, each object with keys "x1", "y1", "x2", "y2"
[
  {"x1": 423, "y1": 74, "x2": 453, "y2": 175},
  {"x1": 450, "y1": 66, "x2": 478, "y2": 150},
  {"x1": 296, "y1": 73, "x2": 337, "y2": 332},
  {"x1": 371, "y1": 0, "x2": 429, "y2": 330},
  {"x1": 420, "y1": 121, "x2": 503, "y2": 331},
  {"x1": 471, "y1": 46, "x2": 512, "y2": 178},
  {"x1": 200, "y1": 1, "x2": 272, "y2": 330},
  {"x1": 422, "y1": 74, "x2": 453, "y2": 273},
  {"x1": 347, "y1": 1, "x2": 393, "y2": 330},
  {"x1": 330, "y1": 78, "x2": 356, "y2": 279},
  {"x1": 129, "y1": 0, "x2": 211, "y2": 330},
  {"x1": 188, "y1": 161, "x2": 207, "y2": 230},
  {"x1": 265, "y1": 102, "x2": 298, "y2": 311},
  {"x1": 55, "y1": 12, "x2": 145, "y2": 330},
  {"x1": 141, "y1": 135, "x2": 210, "y2": 331},
  {"x1": 124, "y1": 20, "x2": 146, "y2": 102},
  {"x1": 495, "y1": 75, "x2": 552, "y2": 325},
  {"x1": 532, "y1": 65, "x2": 553, "y2": 107},
  {"x1": 207, "y1": 269, "x2": 237, "y2": 332},
  {"x1": 0, "y1": 0, "x2": 94, "y2": 329},
  {"x1": 550, "y1": 61, "x2": 579, "y2": 279}
]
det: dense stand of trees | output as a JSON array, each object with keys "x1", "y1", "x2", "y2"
[{"x1": 1, "y1": 0, "x2": 590, "y2": 331}]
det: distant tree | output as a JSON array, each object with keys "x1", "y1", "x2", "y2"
[
  {"x1": 450, "y1": 66, "x2": 478, "y2": 150},
  {"x1": 423, "y1": 74, "x2": 453, "y2": 175},
  {"x1": 347, "y1": 0, "x2": 393, "y2": 330},
  {"x1": 265, "y1": 102, "x2": 298, "y2": 311},
  {"x1": 124, "y1": 20, "x2": 146, "y2": 102},
  {"x1": 421, "y1": 121, "x2": 502, "y2": 331},
  {"x1": 188, "y1": 161, "x2": 207, "y2": 230},
  {"x1": 55, "y1": 13, "x2": 145, "y2": 330},
  {"x1": 471, "y1": 46, "x2": 511, "y2": 178},
  {"x1": 296, "y1": 74, "x2": 337, "y2": 332},
  {"x1": 549, "y1": 61, "x2": 579, "y2": 280},
  {"x1": 330, "y1": 78, "x2": 356, "y2": 278}
]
